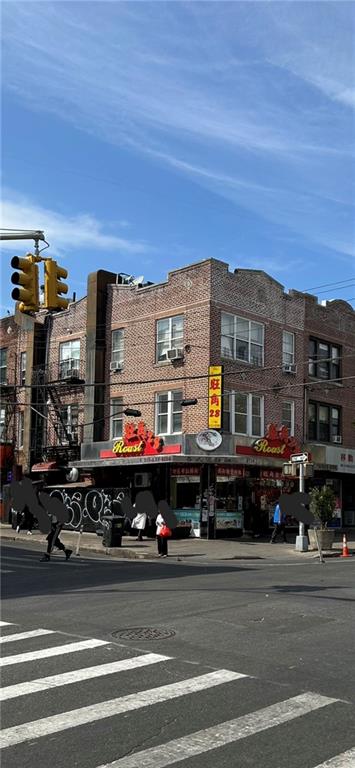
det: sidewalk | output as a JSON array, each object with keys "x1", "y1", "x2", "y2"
[{"x1": 1, "y1": 523, "x2": 354, "y2": 562}]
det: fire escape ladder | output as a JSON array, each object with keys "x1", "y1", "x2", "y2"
[{"x1": 46, "y1": 384, "x2": 76, "y2": 447}]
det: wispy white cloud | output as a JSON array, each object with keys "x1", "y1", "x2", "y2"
[
  {"x1": 1, "y1": 2, "x2": 354, "y2": 266},
  {"x1": 0, "y1": 192, "x2": 151, "y2": 256}
]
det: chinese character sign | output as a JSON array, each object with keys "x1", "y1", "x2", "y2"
[{"x1": 208, "y1": 365, "x2": 223, "y2": 429}]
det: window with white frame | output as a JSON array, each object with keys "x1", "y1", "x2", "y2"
[
  {"x1": 0, "y1": 348, "x2": 7, "y2": 384},
  {"x1": 58, "y1": 404, "x2": 79, "y2": 443},
  {"x1": 111, "y1": 330, "x2": 124, "y2": 367},
  {"x1": 282, "y1": 331, "x2": 295, "y2": 366},
  {"x1": 0, "y1": 407, "x2": 6, "y2": 440},
  {"x1": 110, "y1": 397, "x2": 123, "y2": 439},
  {"x1": 281, "y1": 401, "x2": 295, "y2": 436},
  {"x1": 221, "y1": 313, "x2": 264, "y2": 366},
  {"x1": 222, "y1": 392, "x2": 264, "y2": 436},
  {"x1": 59, "y1": 340, "x2": 80, "y2": 379},
  {"x1": 20, "y1": 352, "x2": 27, "y2": 386},
  {"x1": 18, "y1": 411, "x2": 24, "y2": 448},
  {"x1": 156, "y1": 316, "x2": 184, "y2": 362},
  {"x1": 156, "y1": 390, "x2": 183, "y2": 434}
]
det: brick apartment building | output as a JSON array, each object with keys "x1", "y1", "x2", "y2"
[{"x1": 1, "y1": 258, "x2": 354, "y2": 533}]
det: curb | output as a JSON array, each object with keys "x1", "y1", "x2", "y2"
[{"x1": 0, "y1": 531, "x2": 154, "y2": 560}]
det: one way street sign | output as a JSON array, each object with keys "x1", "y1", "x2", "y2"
[{"x1": 290, "y1": 452, "x2": 309, "y2": 463}]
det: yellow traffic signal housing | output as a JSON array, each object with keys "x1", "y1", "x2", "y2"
[
  {"x1": 11, "y1": 254, "x2": 39, "y2": 313},
  {"x1": 44, "y1": 259, "x2": 69, "y2": 310}
]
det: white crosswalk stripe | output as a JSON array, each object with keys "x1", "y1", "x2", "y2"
[
  {"x1": 312, "y1": 750, "x2": 355, "y2": 767},
  {"x1": 0, "y1": 669, "x2": 242, "y2": 748},
  {"x1": 0, "y1": 652, "x2": 172, "y2": 701},
  {"x1": 0, "y1": 629, "x2": 54, "y2": 644},
  {"x1": 94, "y1": 693, "x2": 340, "y2": 768},
  {"x1": 0, "y1": 638, "x2": 108, "y2": 667},
  {"x1": 0, "y1": 620, "x2": 352, "y2": 768}
]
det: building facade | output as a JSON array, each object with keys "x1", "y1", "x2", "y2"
[{"x1": 1, "y1": 258, "x2": 354, "y2": 532}]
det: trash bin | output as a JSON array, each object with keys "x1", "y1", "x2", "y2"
[{"x1": 102, "y1": 515, "x2": 124, "y2": 547}]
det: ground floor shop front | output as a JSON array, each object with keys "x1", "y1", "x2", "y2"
[
  {"x1": 66, "y1": 454, "x2": 298, "y2": 537},
  {"x1": 52, "y1": 430, "x2": 355, "y2": 535}
]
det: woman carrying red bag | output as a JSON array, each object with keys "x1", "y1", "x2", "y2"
[{"x1": 156, "y1": 511, "x2": 171, "y2": 558}]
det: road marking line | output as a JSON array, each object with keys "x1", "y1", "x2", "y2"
[
  {"x1": 0, "y1": 570, "x2": 14, "y2": 574},
  {"x1": 312, "y1": 748, "x2": 355, "y2": 767},
  {"x1": 0, "y1": 638, "x2": 108, "y2": 667},
  {"x1": 95, "y1": 692, "x2": 340, "y2": 768},
  {"x1": 0, "y1": 629, "x2": 55, "y2": 644},
  {"x1": 0, "y1": 669, "x2": 244, "y2": 748},
  {"x1": 0, "y1": 622, "x2": 14, "y2": 627},
  {"x1": 0, "y1": 653, "x2": 172, "y2": 701}
]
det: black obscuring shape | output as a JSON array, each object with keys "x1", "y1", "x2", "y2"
[
  {"x1": 279, "y1": 492, "x2": 315, "y2": 525},
  {"x1": 120, "y1": 490, "x2": 177, "y2": 529}
]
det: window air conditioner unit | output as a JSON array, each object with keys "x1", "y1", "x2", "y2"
[
  {"x1": 134, "y1": 472, "x2": 152, "y2": 488},
  {"x1": 332, "y1": 435, "x2": 342, "y2": 444},
  {"x1": 65, "y1": 368, "x2": 80, "y2": 379},
  {"x1": 282, "y1": 363, "x2": 297, "y2": 374},
  {"x1": 166, "y1": 348, "x2": 184, "y2": 361},
  {"x1": 110, "y1": 361, "x2": 122, "y2": 373}
]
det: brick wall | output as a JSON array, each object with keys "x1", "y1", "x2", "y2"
[
  {"x1": 0, "y1": 314, "x2": 31, "y2": 467},
  {"x1": 103, "y1": 261, "x2": 213, "y2": 439},
  {"x1": 45, "y1": 298, "x2": 87, "y2": 445},
  {"x1": 305, "y1": 297, "x2": 355, "y2": 448},
  {"x1": 210, "y1": 261, "x2": 306, "y2": 444}
]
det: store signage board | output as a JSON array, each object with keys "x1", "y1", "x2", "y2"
[
  {"x1": 100, "y1": 421, "x2": 181, "y2": 459},
  {"x1": 290, "y1": 453, "x2": 309, "y2": 463},
  {"x1": 196, "y1": 429, "x2": 223, "y2": 452},
  {"x1": 236, "y1": 423, "x2": 301, "y2": 461},
  {"x1": 208, "y1": 365, "x2": 223, "y2": 429}
]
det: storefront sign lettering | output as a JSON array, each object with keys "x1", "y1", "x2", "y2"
[
  {"x1": 253, "y1": 439, "x2": 287, "y2": 455},
  {"x1": 112, "y1": 440, "x2": 144, "y2": 455},
  {"x1": 208, "y1": 365, "x2": 223, "y2": 429},
  {"x1": 236, "y1": 424, "x2": 300, "y2": 461},
  {"x1": 100, "y1": 420, "x2": 182, "y2": 459}
]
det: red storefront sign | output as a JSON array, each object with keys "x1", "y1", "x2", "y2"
[
  {"x1": 217, "y1": 465, "x2": 245, "y2": 478},
  {"x1": 236, "y1": 424, "x2": 300, "y2": 461},
  {"x1": 260, "y1": 469, "x2": 283, "y2": 480},
  {"x1": 171, "y1": 466, "x2": 200, "y2": 476},
  {"x1": 100, "y1": 421, "x2": 182, "y2": 459}
]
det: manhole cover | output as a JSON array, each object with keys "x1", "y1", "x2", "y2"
[{"x1": 112, "y1": 627, "x2": 176, "y2": 641}]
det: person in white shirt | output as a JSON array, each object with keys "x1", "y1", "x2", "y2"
[{"x1": 156, "y1": 512, "x2": 168, "y2": 557}]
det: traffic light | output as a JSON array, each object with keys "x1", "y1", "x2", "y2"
[
  {"x1": 44, "y1": 259, "x2": 69, "y2": 310},
  {"x1": 11, "y1": 254, "x2": 39, "y2": 313}
]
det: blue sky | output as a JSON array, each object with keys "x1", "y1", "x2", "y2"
[{"x1": 1, "y1": 1, "x2": 355, "y2": 311}]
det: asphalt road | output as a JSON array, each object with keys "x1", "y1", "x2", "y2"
[{"x1": 1, "y1": 540, "x2": 355, "y2": 768}]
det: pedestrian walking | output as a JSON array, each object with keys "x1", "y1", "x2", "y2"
[
  {"x1": 40, "y1": 516, "x2": 72, "y2": 562},
  {"x1": 132, "y1": 505, "x2": 147, "y2": 542},
  {"x1": 156, "y1": 511, "x2": 171, "y2": 557},
  {"x1": 270, "y1": 501, "x2": 287, "y2": 543},
  {"x1": 16, "y1": 505, "x2": 34, "y2": 535}
]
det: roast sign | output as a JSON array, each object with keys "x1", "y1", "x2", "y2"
[
  {"x1": 112, "y1": 440, "x2": 144, "y2": 455},
  {"x1": 252, "y1": 438, "x2": 287, "y2": 456}
]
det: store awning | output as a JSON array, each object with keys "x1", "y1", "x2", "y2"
[
  {"x1": 69, "y1": 453, "x2": 288, "y2": 469},
  {"x1": 31, "y1": 461, "x2": 59, "y2": 472}
]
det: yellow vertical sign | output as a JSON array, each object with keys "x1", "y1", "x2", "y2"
[{"x1": 208, "y1": 365, "x2": 222, "y2": 429}]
